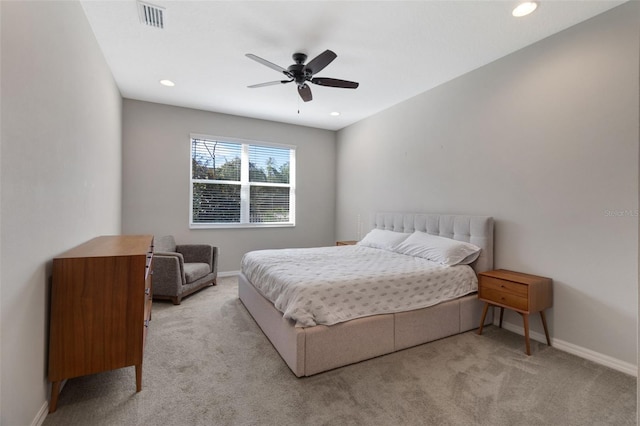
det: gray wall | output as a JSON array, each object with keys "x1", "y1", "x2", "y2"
[
  {"x1": 0, "y1": 1, "x2": 123, "y2": 425},
  {"x1": 336, "y1": 3, "x2": 639, "y2": 367},
  {"x1": 122, "y1": 100, "x2": 336, "y2": 272}
]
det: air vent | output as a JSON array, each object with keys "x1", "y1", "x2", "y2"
[{"x1": 138, "y1": 1, "x2": 164, "y2": 29}]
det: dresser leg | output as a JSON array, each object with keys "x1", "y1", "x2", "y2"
[
  {"x1": 135, "y1": 364, "x2": 142, "y2": 392},
  {"x1": 540, "y1": 311, "x2": 551, "y2": 346},
  {"x1": 477, "y1": 303, "x2": 490, "y2": 335},
  {"x1": 499, "y1": 307, "x2": 504, "y2": 328},
  {"x1": 49, "y1": 381, "x2": 61, "y2": 413},
  {"x1": 522, "y1": 313, "x2": 531, "y2": 355}
]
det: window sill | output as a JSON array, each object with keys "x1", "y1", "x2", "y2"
[{"x1": 189, "y1": 222, "x2": 295, "y2": 230}]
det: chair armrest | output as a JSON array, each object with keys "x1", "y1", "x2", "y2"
[
  {"x1": 153, "y1": 253, "x2": 186, "y2": 296},
  {"x1": 176, "y1": 244, "x2": 214, "y2": 268},
  {"x1": 211, "y1": 246, "x2": 218, "y2": 279}
]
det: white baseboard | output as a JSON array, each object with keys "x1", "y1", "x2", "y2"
[
  {"x1": 499, "y1": 321, "x2": 637, "y2": 377},
  {"x1": 218, "y1": 270, "x2": 240, "y2": 278},
  {"x1": 32, "y1": 401, "x2": 48, "y2": 426}
]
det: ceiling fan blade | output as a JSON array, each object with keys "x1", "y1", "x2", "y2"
[
  {"x1": 248, "y1": 80, "x2": 293, "y2": 88},
  {"x1": 311, "y1": 77, "x2": 359, "y2": 89},
  {"x1": 305, "y1": 50, "x2": 337, "y2": 75},
  {"x1": 246, "y1": 53, "x2": 290, "y2": 76},
  {"x1": 298, "y1": 84, "x2": 312, "y2": 102}
]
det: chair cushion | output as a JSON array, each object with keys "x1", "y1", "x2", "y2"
[
  {"x1": 155, "y1": 235, "x2": 177, "y2": 253},
  {"x1": 183, "y1": 262, "x2": 211, "y2": 284}
]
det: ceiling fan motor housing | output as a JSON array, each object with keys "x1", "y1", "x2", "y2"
[
  {"x1": 288, "y1": 53, "x2": 312, "y2": 86},
  {"x1": 292, "y1": 53, "x2": 307, "y2": 64}
]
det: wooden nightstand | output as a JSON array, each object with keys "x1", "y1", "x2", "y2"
[
  {"x1": 336, "y1": 240, "x2": 358, "y2": 246},
  {"x1": 477, "y1": 269, "x2": 553, "y2": 355}
]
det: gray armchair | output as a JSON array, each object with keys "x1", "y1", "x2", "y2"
[{"x1": 153, "y1": 235, "x2": 218, "y2": 305}]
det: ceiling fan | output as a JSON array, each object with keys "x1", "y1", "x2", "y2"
[{"x1": 245, "y1": 49, "x2": 359, "y2": 102}]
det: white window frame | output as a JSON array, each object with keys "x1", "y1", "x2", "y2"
[{"x1": 189, "y1": 133, "x2": 296, "y2": 229}]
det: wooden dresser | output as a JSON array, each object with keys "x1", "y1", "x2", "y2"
[{"x1": 48, "y1": 235, "x2": 154, "y2": 413}]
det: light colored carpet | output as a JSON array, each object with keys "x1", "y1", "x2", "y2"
[{"x1": 44, "y1": 276, "x2": 636, "y2": 426}]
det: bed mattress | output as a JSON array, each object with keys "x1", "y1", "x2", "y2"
[{"x1": 241, "y1": 245, "x2": 478, "y2": 327}]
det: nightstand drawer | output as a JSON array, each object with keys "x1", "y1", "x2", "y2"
[
  {"x1": 480, "y1": 276, "x2": 528, "y2": 297},
  {"x1": 479, "y1": 287, "x2": 528, "y2": 311}
]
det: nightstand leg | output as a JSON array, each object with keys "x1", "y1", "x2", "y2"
[
  {"x1": 522, "y1": 313, "x2": 531, "y2": 356},
  {"x1": 540, "y1": 311, "x2": 551, "y2": 346},
  {"x1": 499, "y1": 307, "x2": 504, "y2": 328},
  {"x1": 477, "y1": 302, "x2": 490, "y2": 335}
]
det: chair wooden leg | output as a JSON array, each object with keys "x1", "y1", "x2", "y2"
[{"x1": 171, "y1": 296, "x2": 181, "y2": 305}]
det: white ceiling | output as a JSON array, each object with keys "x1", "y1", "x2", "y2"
[{"x1": 80, "y1": 1, "x2": 625, "y2": 131}]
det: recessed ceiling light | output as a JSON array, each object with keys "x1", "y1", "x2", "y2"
[
  {"x1": 159, "y1": 79, "x2": 175, "y2": 87},
  {"x1": 512, "y1": 2, "x2": 537, "y2": 17},
  {"x1": 330, "y1": 111, "x2": 340, "y2": 116}
]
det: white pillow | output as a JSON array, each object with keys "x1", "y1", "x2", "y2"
[
  {"x1": 357, "y1": 229, "x2": 410, "y2": 251},
  {"x1": 393, "y1": 231, "x2": 481, "y2": 266}
]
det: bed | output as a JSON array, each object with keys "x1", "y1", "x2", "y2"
[{"x1": 238, "y1": 212, "x2": 494, "y2": 377}]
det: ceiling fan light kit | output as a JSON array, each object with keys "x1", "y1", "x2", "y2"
[{"x1": 246, "y1": 50, "x2": 359, "y2": 102}]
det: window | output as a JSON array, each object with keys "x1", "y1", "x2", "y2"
[{"x1": 190, "y1": 135, "x2": 295, "y2": 228}]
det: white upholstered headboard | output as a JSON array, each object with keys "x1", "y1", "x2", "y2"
[{"x1": 369, "y1": 212, "x2": 494, "y2": 273}]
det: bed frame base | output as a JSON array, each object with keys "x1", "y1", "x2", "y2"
[{"x1": 238, "y1": 272, "x2": 492, "y2": 377}]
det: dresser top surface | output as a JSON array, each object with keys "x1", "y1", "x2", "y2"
[{"x1": 55, "y1": 235, "x2": 153, "y2": 259}]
